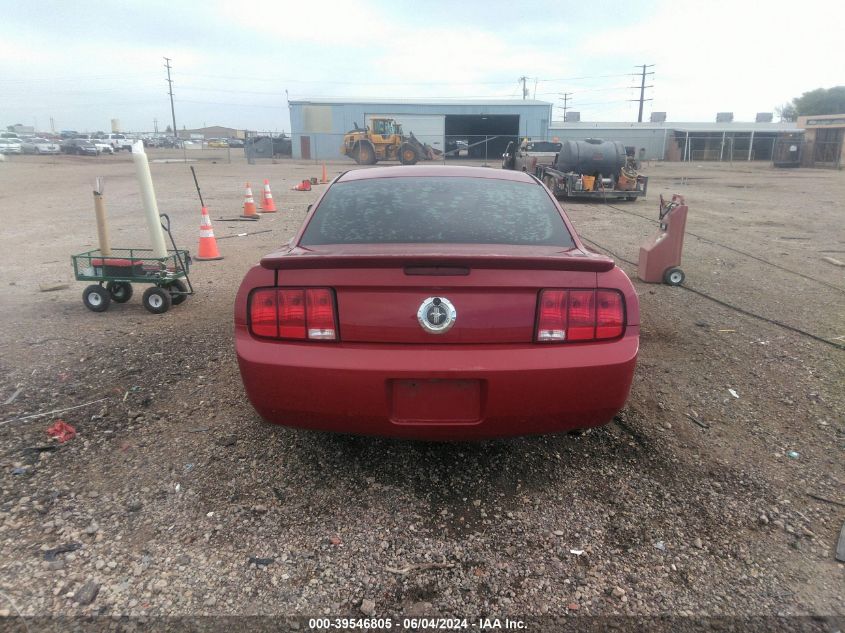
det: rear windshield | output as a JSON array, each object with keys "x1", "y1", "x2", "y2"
[
  {"x1": 525, "y1": 142, "x2": 562, "y2": 152},
  {"x1": 300, "y1": 176, "x2": 573, "y2": 247}
]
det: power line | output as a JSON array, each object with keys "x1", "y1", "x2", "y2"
[
  {"x1": 174, "y1": 98, "x2": 286, "y2": 108},
  {"x1": 174, "y1": 72, "x2": 522, "y2": 86},
  {"x1": 537, "y1": 73, "x2": 636, "y2": 82},
  {"x1": 0, "y1": 72, "x2": 159, "y2": 84}
]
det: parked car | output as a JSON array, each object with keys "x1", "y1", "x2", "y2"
[
  {"x1": 90, "y1": 138, "x2": 115, "y2": 155},
  {"x1": 227, "y1": 138, "x2": 244, "y2": 148},
  {"x1": 445, "y1": 138, "x2": 469, "y2": 158},
  {"x1": 102, "y1": 133, "x2": 132, "y2": 152},
  {"x1": 207, "y1": 138, "x2": 229, "y2": 148},
  {"x1": 0, "y1": 138, "x2": 23, "y2": 154},
  {"x1": 61, "y1": 139, "x2": 98, "y2": 156},
  {"x1": 502, "y1": 140, "x2": 562, "y2": 172},
  {"x1": 21, "y1": 137, "x2": 60, "y2": 154},
  {"x1": 234, "y1": 166, "x2": 639, "y2": 440}
]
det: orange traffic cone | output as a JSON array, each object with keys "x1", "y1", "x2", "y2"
[
  {"x1": 320, "y1": 162, "x2": 328, "y2": 184},
  {"x1": 242, "y1": 182, "x2": 259, "y2": 218},
  {"x1": 261, "y1": 178, "x2": 277, "y2": 212},
  {"x1": 196, "y1": 206, "x2": 223, "y2": 260},
  {"x1": 292, "y1": 179, "x2": 312, "y2": 192}
]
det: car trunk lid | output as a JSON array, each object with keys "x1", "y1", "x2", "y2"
[{"x1": 261, "y1": 244, "x2": 611, "y2": 344}]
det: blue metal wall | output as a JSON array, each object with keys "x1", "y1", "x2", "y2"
[{"x1": 289, "y1": 101, "x2": 551, "y2": 160}]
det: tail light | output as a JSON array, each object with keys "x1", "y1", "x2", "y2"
[
  {"x1": 536, "y1": 289, "x2": 625, "y2": 343},
  {"x1": 249, "y1": 287, "x2": 338, "y2": 341}
]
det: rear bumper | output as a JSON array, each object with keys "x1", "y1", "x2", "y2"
[{"x1": 235, "y1": 328, "x2": 638, "y2": 440}]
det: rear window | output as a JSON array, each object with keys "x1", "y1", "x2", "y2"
[
  {"x1": 525, "y1": 142, "x2": 562, "y2": 152},
  {"x1": 300, "y1": 176, "x2": 573, "y2": 247}
]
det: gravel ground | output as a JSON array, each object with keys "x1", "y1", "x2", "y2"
[{"x1": 0, "y1": 152, "x2": 842, "y2": 626}]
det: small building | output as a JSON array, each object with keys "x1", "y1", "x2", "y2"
[
  {"x1": 6, "y1": 124, "x2": 35, "y2": 135},
  {"x1": 288, "y1": 98, "x2": 552, "y2": 160},
  {"x1": 796, "y1": 114, "x2": 845, "y2": 168},
  {"x1": 178, "y1": 126, "x2": 245, "y2": 140},
  {"x1": 548, "y1": 120, "x2": 803, "y2": 162}
]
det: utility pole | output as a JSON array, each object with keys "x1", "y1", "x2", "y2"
[
  {"x1": 519, "y1": 76, "x2": 529, "y2": 100},
  {"x1": 164, "y1": 57, "x2": 177, "y2": 139},
  {"x1": 558, "y1": 93, "x2": 573, "y2": 120},
  {"x1": 630, "y1": 64, "x2": 654, "y2": 123},
  {"x1": 153, "y1": 118, "x2": 158, "y2": 134}
]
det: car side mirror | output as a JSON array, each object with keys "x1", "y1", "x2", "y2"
[{"x1": 307, "y1": 204, "x2": 313, "y2": 212}]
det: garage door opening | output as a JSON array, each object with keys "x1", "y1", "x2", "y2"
[{"x1": 445, "y1": 115, "x2": 519, "y2": 160}]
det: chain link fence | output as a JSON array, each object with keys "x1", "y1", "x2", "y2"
[
  {"x1": 772, "y1": 139, "x2": 843, "y2": 168},
  {"x1": 142, "y1": 129, "x2": 842, "y2": 169},
  {"x1": 287, "y1": 131, "x2": 805, "y2": 165}
]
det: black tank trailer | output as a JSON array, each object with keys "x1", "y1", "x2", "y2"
[{"x1": 535, "y1": 138, "x2": 648, "y2": 201}]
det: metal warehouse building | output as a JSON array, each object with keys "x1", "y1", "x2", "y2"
[
  {"x1": 548, "y1": 120, "x2": 802, "y2": 162},
  {"x1": 288, "y1": 98, "x2": 552, "y2": 160}
]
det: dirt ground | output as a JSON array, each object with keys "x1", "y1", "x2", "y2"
[{"x1": 0, "y1": 150, "x2": 842, "y2": 626}]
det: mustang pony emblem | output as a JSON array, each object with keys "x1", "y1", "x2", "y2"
[{"x1": 417, "y1": 297, "x2": 457, "y2": 334}]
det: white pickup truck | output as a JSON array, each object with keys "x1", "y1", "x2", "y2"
[{"x1": 102, "y1": 133, "x2": 133, "y2": 152}]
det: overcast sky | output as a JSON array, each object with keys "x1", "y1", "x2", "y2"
[{"x1": 2, "y1": 0, "x2": 842, "y2": 134}]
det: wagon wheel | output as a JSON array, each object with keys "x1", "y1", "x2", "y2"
[
  {"x1": 142, "y1": 286, "x2": 172, "y2": 314},
  {"x1": 82, "y1": 285, "x2": 110, "y2": 312},
  {"x1": 106, "y1": 281, "x2": 133, "y2": 303},
  {"x1": 166, "y1": 279, "x2": 188, "y2": 305}
]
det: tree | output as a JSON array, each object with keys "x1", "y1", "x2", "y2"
[
  {"x1": 783, "y1": 86, "x2": 845, "y2": 118},
  {"x1": 775, "y1": 103, "x2": 797, "y2": 122},
  {"x1": 165, "y1": 125, "x2": 173, "y2": 133}
]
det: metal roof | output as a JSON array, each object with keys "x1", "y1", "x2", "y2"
[
  {"x1": 549, "y1": 121, "x2": 802, "y2": 134},
  {"x1": 290, "y1": 98, "x2": 551, "y2": 107}
]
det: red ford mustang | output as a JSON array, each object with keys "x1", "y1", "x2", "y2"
[{"x1": 235, "y1": 166, "x2": 639, "y2": 439}]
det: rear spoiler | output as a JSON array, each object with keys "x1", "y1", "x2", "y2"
[{"x1": 260, "y1": 248, "x2": 616, "y2": 273}]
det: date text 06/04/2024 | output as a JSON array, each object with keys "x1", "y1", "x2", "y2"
[{"x1": 307, "y1": 617, "x2": 526, "y2": 630}]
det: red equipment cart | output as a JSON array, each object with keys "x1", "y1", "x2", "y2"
[{"x1": 638, "y1": 194, "x2": 688, "y2": 286}]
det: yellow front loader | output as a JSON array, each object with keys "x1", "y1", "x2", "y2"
[{"x1": 340, "y1": 118, "x2": 436, "y2": 165}]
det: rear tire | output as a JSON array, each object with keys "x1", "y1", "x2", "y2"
[
  {"x1": 398, "y1": 143, "x2": 418, "y2": 165},
  {"x1": 663, "y1": 267, "x2": 685, "y2": 286},
  {"x1": 106, "y1": 281, "x2": 133, "y2": 303},
  {"x1": 83, "y1": 285, "x2": 110, "y2": 312},
  {"x1": 166, "y1": 279, "x2": 188, "y2": 305},
  {"x1": 142, "y1": 287, "x2": 172, "y2": 314}
]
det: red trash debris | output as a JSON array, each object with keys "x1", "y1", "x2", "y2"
[{"x1": 46, "y1": 420, "x2": 76, "y2": 443}]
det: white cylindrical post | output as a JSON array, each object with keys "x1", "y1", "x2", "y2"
[
  {"x1": 131, "y1": 140, "x2": 168, "y2": 258},
  {"x1": 93, "y1": 178, "x2": 111, "y2": 256}
]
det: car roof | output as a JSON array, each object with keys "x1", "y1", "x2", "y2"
[{"x1": 337, "y1": 165, "x2": 537, "y2": 184}]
